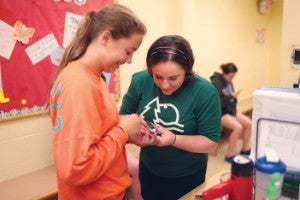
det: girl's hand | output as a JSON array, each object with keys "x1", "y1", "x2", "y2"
[
  {"x1": 154, "y1": 125, "x2": 176, "y2": 147},
  {"x1": 119, "y1": 114, "x2": 142, "y2": 136},
  {"x1": 128, "y1": 120, "x2": 159, "y2": 147},
  {"x1": 232, "y1": 89, "x2": 242, "y2": 98}
]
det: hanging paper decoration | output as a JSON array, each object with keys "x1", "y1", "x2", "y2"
[
  {"x1": 256, "y1": 28, "x2": 265, "y2": 44},
  {"x1": 53, "y1": 0, "x2": 87, "y2": 5},
  {"x1": 75, "y1": 0, "x2": 87, "y2": 6},
  {"x1": 12, "y1": 20, "x2": 35, "y2": 44},
  {"x1": 50, "y1": 47, "x2": 65, "y2": 66},
  {"x1": 0, "y1": 20, "x2": 17, "y2": 59},
  {"x1": 259, "y1": 0, "x2": 272, "y2": 14}
]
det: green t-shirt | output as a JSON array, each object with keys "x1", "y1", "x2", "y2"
[{"x1": 120, "y1": 71, "x2": 221, "y2": 178}]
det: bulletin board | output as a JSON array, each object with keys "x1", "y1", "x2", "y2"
[{"x1": 0, "y1": 0, "x2": 119, "y2": 120}]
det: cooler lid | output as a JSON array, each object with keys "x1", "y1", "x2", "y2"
[{"x1": 255, "y1": 156, "x2": 286, "y2": 174}]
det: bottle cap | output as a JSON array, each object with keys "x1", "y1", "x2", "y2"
[
  {"x1": 232, "y1": 155, "x2": 254, "y2": 177},
  {"x1": 255, "y1": 156, "x2": 286, "y2": 174}
]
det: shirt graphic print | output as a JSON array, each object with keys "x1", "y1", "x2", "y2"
[{"x1": 139, "y1": 96, "x2": 184, "y2": 133}]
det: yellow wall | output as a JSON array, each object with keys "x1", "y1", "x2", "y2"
[
  {"x1": 117, "y1": 0, "x2": 283, "y2": 105},
  {"x1": 280, "y1": 0, "x2": 300, "y2": 86},
  {"x1": 0, "y1": 0, "x2": 287, "y2": 182},
  {"x1": 0, "y1": 114, "x2": 52, "y2": 182}
]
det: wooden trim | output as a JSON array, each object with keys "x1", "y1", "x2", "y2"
[
  {"x1": 32, "y1": 190, "x2": 58, "y2": 200},
  {"x1": 0, "y1": 110, "x2": 49, "y2": 122}
]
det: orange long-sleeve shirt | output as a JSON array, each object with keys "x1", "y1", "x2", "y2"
[{"x1": 49, "y1": 62, "x2": 131, "y2": 200}]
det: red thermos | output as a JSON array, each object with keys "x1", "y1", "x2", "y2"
[{"x1": 202, "y1": 155, "x2": 254, "y2": 200}]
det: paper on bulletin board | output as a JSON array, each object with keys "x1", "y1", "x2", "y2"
[
  {"x1": 63, "y1": 12, "x2": 82, "y2": 48},
  {"x1": 26, "y1": 33, "x2": 59, "y2": 65},
  {"x1": 0, "y1": 20, "x2": 16, "y2": 59}
]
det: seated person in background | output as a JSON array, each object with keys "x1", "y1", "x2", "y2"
[{"x1": 210, "y1": 62, "x2": 251, "y2": 163}]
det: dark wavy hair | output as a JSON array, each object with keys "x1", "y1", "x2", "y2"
[
  {"x1": 146, "y1": 35, "x2": 195, "y2": 84},
  {"x1": 220, "y1": 62, "x2": 238, "y2": 74}
]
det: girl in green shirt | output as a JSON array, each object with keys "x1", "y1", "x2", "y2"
[{"x1": 120, "y1": 35, "x2": 221, "y2": 200}]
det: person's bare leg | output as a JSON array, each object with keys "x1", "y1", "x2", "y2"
[
  {"x1": 126, "y1": 149, "x2": 143, "y2": 200},
  {"x1": 235, "y1": 112, "x2": 252, "y2": 152},
  {"x1": 222, "y1": 114, "x2": 243, "y2": 157}
]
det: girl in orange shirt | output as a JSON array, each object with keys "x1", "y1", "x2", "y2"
[{"x1": 49, "y1": 4, "x2": 150, "y2": 200}]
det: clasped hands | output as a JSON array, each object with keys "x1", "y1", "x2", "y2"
[{"x1": 118, "y1": 114, "x2": 176, "y2": 147}]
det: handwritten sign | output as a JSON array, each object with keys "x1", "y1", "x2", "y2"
[
  {"x1": 0, "y1": 20, "x2": 16, "y2": 59},
  {"x1": 257, "y1": 118, "x2": 300, "y2": 169},
  {"x1": 63, "y1": 12, "x2": 82, "y2": 48},
  {"x1": 25, "y1": 33, "x2": 59, "y2": 65}
]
